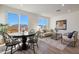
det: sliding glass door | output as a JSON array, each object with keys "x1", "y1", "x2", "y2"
[
  {"x1": 7, "y1": 13, "x2": 28, "y2": 34},
  {"x1": 20, "y1": 15, "x2": 28, "y2": 32},
  {"x1": 7, "y1": 13, "x2": 18, "y2": 33}
]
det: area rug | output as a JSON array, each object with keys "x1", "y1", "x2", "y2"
[{"x1": 39, "y1": 37, "x2": 67, "y2": 50}]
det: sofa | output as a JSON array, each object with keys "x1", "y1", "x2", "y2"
[{"x1": 41, "y1": 29, "x2": 54, "y2": 37}]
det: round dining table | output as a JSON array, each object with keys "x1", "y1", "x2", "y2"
[{"x1": 12, "y1": 33, "x2": 35, "y2": 50}]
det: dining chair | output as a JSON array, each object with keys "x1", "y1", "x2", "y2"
[
  {"x1": 2, "y1": 32, "x2": 21, "y2": 54},
  {"x1": 28, "y1": 31, "x2": 40, "y2": 53}
]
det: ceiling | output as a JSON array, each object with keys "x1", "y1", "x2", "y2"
[{"x1": 3, "y1": 4, "x2": 79, "y2": 17}]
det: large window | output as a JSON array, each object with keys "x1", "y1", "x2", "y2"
[
  {"x1": 7, "y1": 13, "x2": 18, "y2": 33},
  {"x1": 20, "y1": 15, "x2": 28, "y2": 32},
  {"x1": 7, "y1": 13, "x2": 28, "y2": 33},
  {"x1": 38, "y1": 18, "x2": 48, "y2": 28}
]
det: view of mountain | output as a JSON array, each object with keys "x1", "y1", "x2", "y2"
[
  {"x1": 10, "y1": 24, "x2": 28, "y2": 28},
  {"x1": 7, "y1": 24, "x2": 28, "y2": 33}
]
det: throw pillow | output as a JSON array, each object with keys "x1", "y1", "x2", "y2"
[{"x1": 68, "y1": 31, "x2": 75, "y2": 38}]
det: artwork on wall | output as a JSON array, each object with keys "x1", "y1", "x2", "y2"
[{"x1": 56, "y1": 20, "x2": 67, "y2": 30}]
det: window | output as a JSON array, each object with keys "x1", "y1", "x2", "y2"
[
  {"x1": 20, "y1": 15, "x2": 28, "y2": 32},
  {"x1": 7, "y1": 13, "x2": 18, "y2": 26},
  {"x1": 7, "y1": 13, "x2": 18, "y2": 33},
  {"x1": 7, "y1": 13, "x2": 29, "y2": 33},
  {"x1": 38, "y1": 18, "x2": 48, "y2": 28}
]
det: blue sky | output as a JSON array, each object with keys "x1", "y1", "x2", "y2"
[
  {"x1": 20, "y1": 15, "x2": 28, "y2": 25},
  {"x1": 7, "y1": 13, "x2": 48, "y2": 26},
  {"x1": 38, "y1": 18, "x2": 48, "y2": 26},
  {"x1": 7, "y1": 13, "x2": 28, "y2": 25}
]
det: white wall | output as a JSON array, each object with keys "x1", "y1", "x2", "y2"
[
  {"x1": 0, "y1": 5, "x2": 50, "y2": 31},
  {"x1": 50, "y1": 11, "x2": 79, "y2": 34},
  {"x1": 0, "y1": 6, "x2": 6, "y2": 24}
]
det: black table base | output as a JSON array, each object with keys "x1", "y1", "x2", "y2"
[
  {"x1": 21, "y1": 36, "x2": 30, "y2": 50},
  {"x1": 18, "y1": 45, "x2": 29, "y2": 51},
  {"x1": 12, "y1": 34, "x2": 35, "y2": 51},
  {"x1": 22, "y1": 44, "x2": 29, "y2": 50}
]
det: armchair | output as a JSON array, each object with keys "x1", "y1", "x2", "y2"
[{"x1": 61, "y1": 31, "x2": 78, "y2": 47}]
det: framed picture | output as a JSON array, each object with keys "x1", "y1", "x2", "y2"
[{"x1": 56, "y1": 20, "x2": 67, "y2": 30}]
